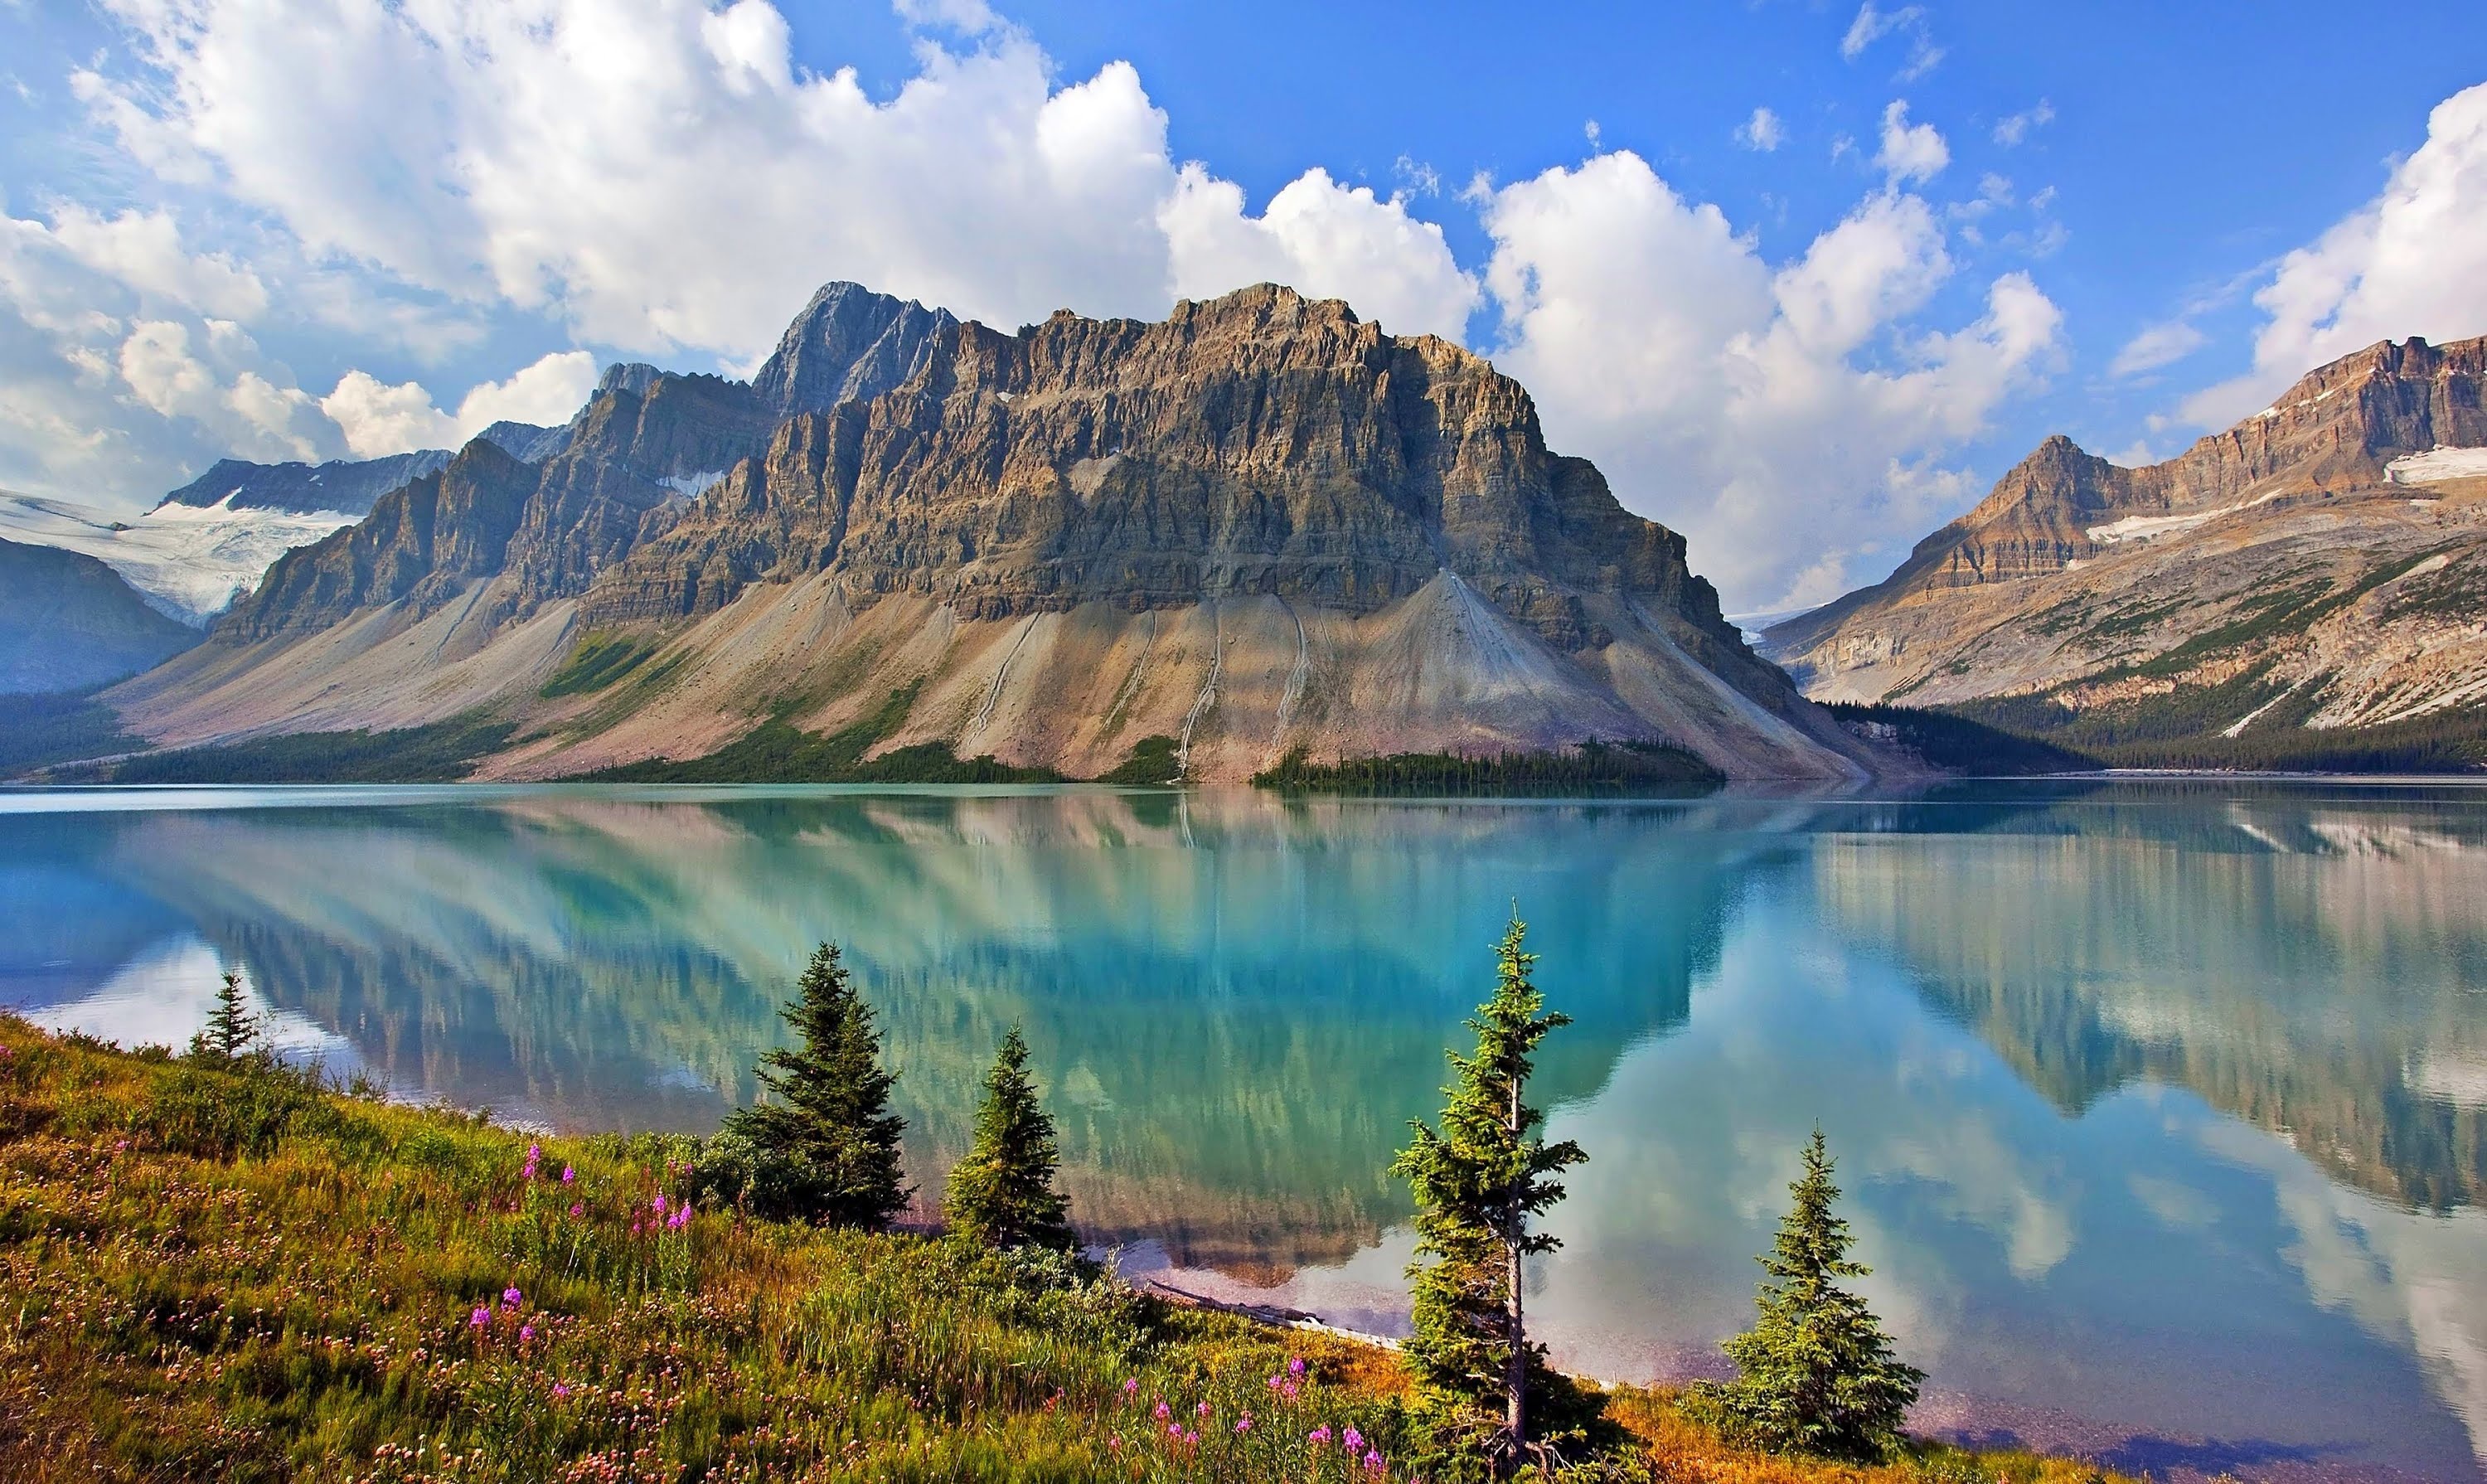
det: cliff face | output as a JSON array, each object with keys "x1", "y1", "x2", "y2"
[
  {"x1": 591, "y1": 288, "x2": 1731, "y2": 649},
  {"x1": 1762, "y1": 333, "x2": 2487, "y2": 754},
  {"x1": 119, "y1": 283, "x2": 1883, "y2": 783}
]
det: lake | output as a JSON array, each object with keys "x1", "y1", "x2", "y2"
[{"x1": 2, "y1": 780, "x2": 2483, "y2": 1482}]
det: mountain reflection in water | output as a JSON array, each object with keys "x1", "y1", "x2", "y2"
[{"x1": 2, "y1": 781, "x2": 2483, "y2": 1482}]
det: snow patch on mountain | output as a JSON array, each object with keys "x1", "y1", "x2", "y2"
[
  {"x1": 2386, "y1": 445, "x2": 2487, "y2": 484},
  {"x1": 0, "y1": 490, "x2": 356, "y2": 626}
]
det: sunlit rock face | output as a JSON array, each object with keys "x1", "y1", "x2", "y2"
[
  {"x1": 1764, "y1": 334, "x2": 2487, "y2": 747},
  {"x1": 113, "y1": 282, "x2": 1880, "y2": 783}
]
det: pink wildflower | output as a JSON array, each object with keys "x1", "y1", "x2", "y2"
[
  {"x1": 1108, "y1": 1436, "x2": 1121, "y2": 1452},
  {"x1": 1167, "y1": 1423, "x2": 1181, "y2": 1438},
  {"x1": 519, "y1": 1325, "x2": 535, "y2": 1342},
  {"x1": 652, "y1": 1194, "x2": 667, "y2": 1215},
  {"x1": 502, "y1": 1287, "x2": 523, "y2": 1306},
  {"x1": 1152, "y1": 1400, "x2": 1170, "y2": 1421},
  {"x1": 1236, "y1": 1414, "x2": 1253, "y2": 1433},
  {"x1": 1282, "y1": 1380, "x2": 1300, "y2": 1401},
  {"x1": 468, "y1": 1307, "x2": 491, "y2": 1328},
  {"x1": 561, "y1": 1166, "x2": 574, "y2": 1184},
  {"x1": 1287, "y1": 1355, "x2": 1307, "y2": 1377},
  {"x1": 569, "y1": 1203, "x2": 583, "y2": 1218},
  {"x1": 1196, "y1": 1401, "x2": 1212, "y2": 1419},
  {"x1": 553, "y1": 1383, "x2": 571, "y2": 1399},
  {"x1": 1122, "y1": 1378, "x2": 1141, "y2": 1397},
  {"x1": 1365, "y1": 1450, "x2": 1384, "y2": 1471},
  {"x1": 1310, "y1": 1425, "x2": 1332, "y2": 1448},
  {"x1": 1344, "y1": 1427, "x2": 1365, "y2": 1452}
]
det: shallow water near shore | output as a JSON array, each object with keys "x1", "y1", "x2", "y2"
[{"x1": 3, "y1": 779, "x2": 2484, "y2": 1482}]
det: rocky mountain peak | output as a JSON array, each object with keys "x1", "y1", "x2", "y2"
[{"x1": 751, "y1": 280, "x2": 958, "y2": 419}]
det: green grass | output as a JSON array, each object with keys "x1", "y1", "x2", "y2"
[
  {"x1": 540, "y1": 635, "x2": 663, "y2": 700},
  {"x1": 1094, "y1": 735, "x2": 1182, "y2": 787},
  {"x1": 0, "y1": 1020, "x2": 2137, "y2": 1484},
  {"x1": 575, "y1": 683, "x2": 1062, "y2": 785},
  {"x1": 0, "y1": 688, "x2": 154, "y2": 777},
  {"x1": 1251, "y1": 742, "x2": 1723, "y2": 795},
  {"x1": 65, "y1": 713, "x2": 520, "y2": 785}
]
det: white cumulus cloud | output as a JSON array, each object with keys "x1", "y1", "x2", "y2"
[
  {"x1": 77, "y1": 0, "x2": 1483, "y2": 359},
  {"x1": 1875, "y1": 99, "x2": 1950, "y2": 185},
  {"x1": 322, "y1": 350, "x2": 603, "y2": 458},
  {"x1": 1160, "y1": 166, "x2": 1477, "y2": 339},
  {"x1": 2181, "y1": 80, "x2": 2487, "y2": 426},
  {"x1": 1483, "y1": 152, "x2": 2063, "y2": 610}
]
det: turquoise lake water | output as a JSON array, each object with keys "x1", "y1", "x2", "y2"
[{"x1": 2, "y1": 780, "x2": 2482, "y2": 1481}]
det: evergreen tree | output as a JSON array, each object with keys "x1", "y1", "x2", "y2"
[
  {"x1": 195, "y1": 969, "x2": 262, "y2": 1061},
  {"x1": 1389, "y1": 915, "x2": 1587, "y2": 1475},
  {"x1": 1704, "y1": 1129, "x2": 1924, "y2": 1461},
  {"x1": 718, "y1": 943, "x2": 909, "y2": 1228},
  {"x1": 944, "y1": 1026, "x2": 1075, "y2": 1250}
]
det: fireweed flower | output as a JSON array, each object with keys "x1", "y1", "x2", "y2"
[
  {"x1": 569, "y1": 1203, "x2": 583, "y2": 1218},
  {"x1": 519, "y1": 1325, "x2": 535, "y2": 1342},
  {"x1": 1309, "y1": 1425, "x2": 1332, "y2": 1447},
  {"x1": 1236, "y1": 1414, "x2": 1253, "y2": 1433},
  {"x1": 469, "y1": 1307, "x2": 490, "y2": 1328},
  {"x1": 1152, "y1": 1401, "x2": 1170, "y2": 1421},
  {"x1": 503, "y1": 1288, "x2": 522, "y2": 1306},
  {"x1": 1365, "y1": 1450, "x2": 1384, "y2": 1472},
  {"x1": 1344, "y1": 1427, "x2": 1365, "y2": 1452},
  {"x1": 1122, "y1": 1378, "x2": 1141, "y2": 1398},
  {"x1": 1196, "y1": 1401, "x2": 1211, "y2": 1419},
  {"x1": 562, "y1": 1166, "x2": 574, "y2": 1183},
  {"x1": 1288, "y1": 1355, "x2": 1307, "y2": 1377},
  {"x1": 552, "y1": 1383, "x2": 571, "y2": 1399}
]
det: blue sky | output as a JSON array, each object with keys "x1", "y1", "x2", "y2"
[{"x1": 3, "y1": 0, "x2": 2483, "y2": 609}]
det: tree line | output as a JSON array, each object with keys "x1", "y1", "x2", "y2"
[{"x1": 715, "y1": 919, "x2": 1924, "y2": 1479}]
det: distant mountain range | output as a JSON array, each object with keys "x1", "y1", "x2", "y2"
[
  {"x1": 1765, "y1": 333, "x2": 2487, "y2": 769},
  {"x1": 94, "y1": 281, "x2": 1883, "y2": 783},
  {"x1": 17, "y1": 279, "x2": 2482, "y2": 778},
  {"x1": 0, "y1": 424, "x2": 571, "y2": 692}
]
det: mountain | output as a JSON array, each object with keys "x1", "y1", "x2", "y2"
[
  {"x1": 158, "y1": 451, "x2": 453, "y2": 516},
  {"x1": 0, "y1": 537, "x2": 201, "y2": 692},
  {"x1": 104, "y1": 281, "x2": 1884, "y2": 783},
  {"x1": 0, "y1": 490, "x2": 367, "y2": 627},
  {"x1": 0, "y1": 424, "x2": 574, "y2": 632},
  {"x1": 1763, "y1": 333, "x2": 2487, "y2": 766},
  {"x1": 157, "y1": 424, "x2": 568, "y2": 517}
]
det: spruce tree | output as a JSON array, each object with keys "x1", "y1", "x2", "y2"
[
  {"x1": 195, "y1": 969, "x2": 262, "y2": 1061},
  {"x1": 720, "y1": 943, "x2": 909, "y2": 1228},
  {"x1": 944, "y1": 1026, "x2": 1075, "y2": 1250},
  {"x1": 1390, "y1": 914, "x2": 1587, "y2": 1475},
  {"x1": 1705, "y1": 1129, "x2": 1924, "y2": 1461}
]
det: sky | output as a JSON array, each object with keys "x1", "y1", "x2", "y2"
[{"x1": 2, "y1": 1, "x2": 2483, "y2": 612}]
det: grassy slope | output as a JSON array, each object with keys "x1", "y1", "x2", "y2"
[{"x1": 0, "y1": 1020, "x2": 2126, "y2": 1484}]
